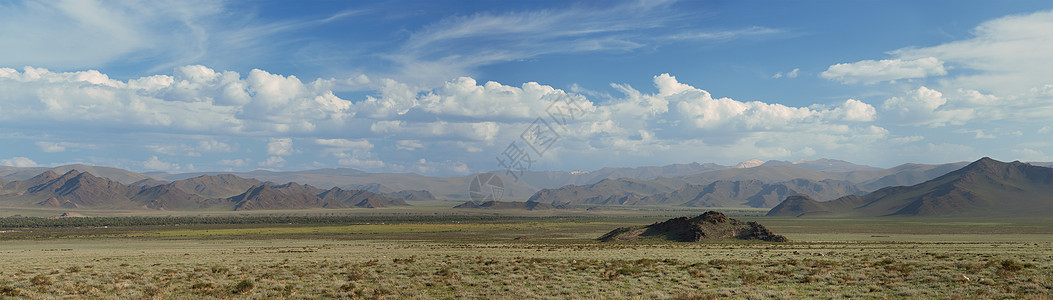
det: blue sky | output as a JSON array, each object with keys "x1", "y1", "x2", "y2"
[{"x1": 2, "y1": 0, "x2": 1053, "y2": 176}]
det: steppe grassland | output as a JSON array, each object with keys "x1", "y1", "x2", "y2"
[{"x1": 0, "y1": 214, "x2": 1050, "y2": 299}]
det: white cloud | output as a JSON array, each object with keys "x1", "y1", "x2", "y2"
[
  {"x1": 953, "y1": 129, "x2": 996, "y2": 139},
  {"x1": 143, "y1": 156, "x2": 180, "y2": 171},
  {"x1": 890, "y1": 9, "x2": 1053, "y2": 96},
  {"x1": 882, "y1": 86, "x2": 975, "y2": 127},
  {"x1": 612, "y1": 74, "x2": 876, "y2": 134},
  {"x1": 821, "y1": 57, "x2": 947, "y2": 84},
  {"x1": 837, "y1": 9, "x2": 1053, "y2": 131},
  {"x1": 267, "y1": 138, "x2": 294, "y2": 156},
  {"x1": 316, "y1": 138, "x2": 372, "y2": 150},
  {"x1": 218, "y1": 158, "x2": 250, "y2": 167},
  {"x1": 669, "y1": 26, "x2": 782, "y2": 41},
  {"x1": 772, "y1": 68, "x2": 799, "y2": 79},
  {"x1": 198, "y1": 140, "x2": 233, "y2": 153},
  {"x1": 1039, "y1": 126, "x2": 1052, "y2": 134},
  {"x1": 391, "y1": 1, "x2": 782, "y2": 84},
  {"x1": 890, "y1": 136, "x2": 924, "y2": 144},
  {"x1": 35, "y1": 141, "x2": 94, "y2": 153},
  {"x1": 147, "y1": 144, "x2": 201, "y2": 157},
  {"x1": 396, "y1": 140, "x2": 424, "y2": 151},
  {"x1": 337, "y1": 157, "x2": 386, "y2": 169},
  {"x1": 0, "y1": 157, "x2": 38, "y2": 168},
  {"x1": 259, "y1": 156, "x2": 285, "y2": 168}
]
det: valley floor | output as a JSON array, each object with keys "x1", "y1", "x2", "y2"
[{"x1": 0, "y1": 213, "x2": 1051, "y2": 299}]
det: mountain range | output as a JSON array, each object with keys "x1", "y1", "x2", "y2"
[
  {"x1": 0, "y1": 170, "x2": 406, "y2": 211},
  {"x1": 527, "y1": 161, "x2": 972, "y2": 208},
  {"x1": 767, "y1": 158, "x2": 1053, "y2": 217},
  {"x1": 2, "y1": 157, "x2": 1049, "y2": 214}
]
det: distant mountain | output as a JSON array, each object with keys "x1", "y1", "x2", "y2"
[
  {"x1": 527, "y1": 178, "x2": 679, "y2": 205},
  {"x1": 319, "y1": 187, "x2": 408, "y2": 208},
  {"x1": 734, "y1": 159, "x2": 765, "y2": 169},
  {"x1": 383, "y1": 190, "x2": 436, "y2": 201},
  {"x1": 166, "y1": 174, "x2": 264, "y2": 198},
  {"x1": 664, "y1": 165, "x2": 832, "y2": 185},
  {"x1": 227, "y1": 184, "x2": 407, "y2": 211},
  {"x1": 533, "y1": 178, "x2": 865, "y2": 208},
  {"x1": 0, "y1": 170, "x2": 408, "y2": 211},
  {"x1": 5, "y1": 170, "x2": 211, "y2": 210},
  {"x1": 0, "y1": 164, "x2": 164, "y2": 185},
  {"x1": 453, "y1": 200, "x2": 561, "y2": 210},
  {"x1": 527, "y1": 160, "x2": 972, "y2": 208},
  {"x1": 854, "y1": 162, "x2": 971, "y2": 190},
  {"x1": 651, "y1": 178, "x2": 866, "y2": 208},
  {"x1": 228, "y1": 185, "x2": 342, "y2": 210},
  {"x1": 767, "y1": 158, "x2": 1053, "y2": 217},
  {"x1": 788, "y1": 159, "x2": 881, "y2": 172}
]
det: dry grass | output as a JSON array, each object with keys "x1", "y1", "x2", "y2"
[{"x1": 0, "y1": 236, "x2": 1050, "y2": 299}]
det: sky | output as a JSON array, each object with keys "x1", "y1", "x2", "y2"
[{"x1": 2, "y1": 0, "x2": 1053, "y2": 176}]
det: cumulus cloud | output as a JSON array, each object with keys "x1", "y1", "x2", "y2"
[
  {"x1": 267, "y1": 138, "x2": 294, "y2": 156},
  {"x1": 832, "y1": 9, "x2": 1053, "y2": 133},
  {"x1": 0, "y1": 157, "x2": 38, "y2": 168},
  {"x1": 603, "y1": 74, "x2": 878, "y2": 136},
  {"x1": 259, "y1": 156, "x2": 285, "y2": 168},
  {"x1": 882, "y1": 86, "x2": 975, "y2": 127},
  {"x1": 0, "y1": 64, "x2": 899, "y2": 173},
  {"x1": 143, "y1": 156, "x2": 180, "y2": 171},
  {"x1": 821, "y1": 57, "x2": 947, "y2": 84},
  {"x1": 891, "y1": 9, "x2": 1053, "y2": 95}
]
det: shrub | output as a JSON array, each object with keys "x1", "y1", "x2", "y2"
[
  {"x1": 0, "y1": 286, "x2": 19, "y2": 297},
  {"x1": 190, "y1": 282, "x2": 215, "y2": 291},
  {"x1": 740, "y1": 272, "x2": 771, "y2": 285},
  {"x1": 232, "y1": 279, "x2": 254, "y2": 295},
  {"x1": 30, "y1": 274, "x2": 51, "y2": 286}
]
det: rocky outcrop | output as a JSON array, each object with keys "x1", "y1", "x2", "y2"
[{"x1": 598, "y1": 211, "x2": 788, "y2": 242}]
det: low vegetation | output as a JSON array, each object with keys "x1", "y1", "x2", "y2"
[{"x1": 0, "y1": 214, "x2": 1050, "y2": 298}]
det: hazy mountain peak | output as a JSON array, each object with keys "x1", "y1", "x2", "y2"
[{"x1": 734, "y1": 159, "x2": 765, "y2": 169}]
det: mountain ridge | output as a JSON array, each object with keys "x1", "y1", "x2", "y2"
[{"x1": 767, "y1": 158, "x2": 1053, "y2": 217}]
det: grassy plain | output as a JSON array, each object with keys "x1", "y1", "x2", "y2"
[{"x1": 0, "y1": 208, "x2": 1051, "y2": 299}]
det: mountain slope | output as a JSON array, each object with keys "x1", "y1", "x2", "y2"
[
  {"x1": 227, "y1": 185, "x2": 344, "y2": 211},
  {"x1": 166, "y1": 174, "x2": 263, "y2": 198},
  {"x1": 527, "y1": 178, "x2": 679, "y2": 205},
  {"x1": 767, "y1": 158, "x2": 1053, "y2": 217}
]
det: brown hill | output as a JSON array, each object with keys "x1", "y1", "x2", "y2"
[
  {"x1": 30, "y1": 170, "x2": 134, "y2": 208},
  {"x1": 767, "y1": 158, "x2": 1053, "y2": 217},
  {"x1": 319, "y1": 188, "x2": 408, "y2": 208},
  {"x1": 166, "y1": 174, "x2": 263, "y2": 198},
  {"x1": 598, "y1": 211, "x2": 787, "y2": 242},
  {"x1": 132, "y1": 185, "x2": 216, "y2": 210},
  {"x1": 384, "y1": 190, "x2": 437, "y2": 201},
  {"x1": 453, "y1": 200, "x2": 560, "y2": 210},
  {"x1": 227, "y1": 185, "x2": 344, "y2": 211},
  {"x1": 528, "y1": 178, "x2": 678, "y2": 205}
]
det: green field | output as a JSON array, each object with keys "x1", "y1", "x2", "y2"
[{"x1": 0, "y1": 208, "x2": 1051, "y2": 299}]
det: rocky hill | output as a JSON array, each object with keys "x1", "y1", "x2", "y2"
[
  {"x1": 767, "y1": 158, "x2": 1053, "y2": 217},
  {"x1": 598, "y1": 211, "x2": 787, "y2": 242}
]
